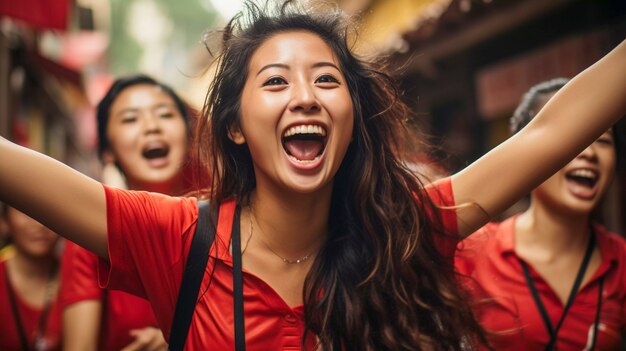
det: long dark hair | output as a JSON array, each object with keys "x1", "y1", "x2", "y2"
[{"x1": 195, "y1": 1, "x2": 486, "y2": 349}]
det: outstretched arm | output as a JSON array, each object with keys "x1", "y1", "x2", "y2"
[
  {"x1": 451, "y1": 40, "x2": 626, "y2": 236},
  {"x1": 0, "y1": 137, "x2": 108, "y2": 258}
]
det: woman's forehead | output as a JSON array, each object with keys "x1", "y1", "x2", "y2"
[{"x1": 247, "y1": 31, "x2": 340, "y2": 71}]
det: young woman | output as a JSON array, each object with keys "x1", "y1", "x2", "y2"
[
  {"x1": 0, "y1": 207, "x2": 62, "y2": 351},
  {"x1": 0, "y1": 2, "x2": 625, "y2": 350},
  {"x1": 60, "y1": 75, "x2": 192, "y2": 351},
  {"x1": 455, "y1": 79, "x2": 625, "y2": 350}
]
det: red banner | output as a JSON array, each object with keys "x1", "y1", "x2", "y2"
[{"x1": 0, "y1": 0, "x2": 69, "y2": 30}]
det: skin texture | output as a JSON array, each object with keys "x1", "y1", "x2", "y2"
[
  {"x1": 103, "y1": 84, "x2": 188, "y2": 194},
  {"x1": 237, "y1": 31, "x2": 354, "y2": 195},
  {"x1": 63, "y1": 83, "x2": 182, "y2": 351},
  {"x1": 0, "y1": 34, "x2": 624, "y2": 346}
]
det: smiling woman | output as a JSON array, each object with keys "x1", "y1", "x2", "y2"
[
  {"x1": 455, "y1": 79, "x2": 626, "y2": 350},
  {"x1": 0, "y1": 1, "x2": 625, "y2": 350},
  {"x1": 60, "y1": 75, "x2": 193, "y2": 351}
]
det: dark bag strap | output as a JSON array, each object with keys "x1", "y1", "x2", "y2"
[
  {"x1": 169, "y1": 200, "x2": 216, "y2": 351},
  {"x1": 231, "y1": 205, "x2": 246, "y2": 350}
]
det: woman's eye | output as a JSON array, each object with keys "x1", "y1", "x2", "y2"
[
  {"x1": 315, "y1": 74, "x2": 340, "y2": 84},
  {"x1": 263, "y1": 77, "x2": 287, "y2": 86},
  {"x1": 159, "y1": 112, "x2": 175, "y2": 119},
  {"x1": 121, "y1": 115, "x2": 138, "y2": 124},
  {"x1": 596, "y1": 137, "x2": 614, "y2": 145}
]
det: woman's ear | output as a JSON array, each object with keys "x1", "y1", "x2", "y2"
[
  {"x1": 101, "y1": 150, "x2": 127, "y2": 189},
  {"x1": 228, "y1": 124, "x2": 246, "y2": 145}
]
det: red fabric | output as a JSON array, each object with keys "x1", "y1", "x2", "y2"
[
  {"x1": 0, "y1": 259, "x2": 63, "y2": 351},
  {"x1": 98, "y1": 178, "x2": 457, "y2": 350},
  {"x1": 60, "y1": 241, "x2": 160, "y2": 351},
  {"x1": 0, "y1": 0, "x2": 69, "y2": 30},
  {"x1": 426, "y1": 178, "x2": 459, "y2": 258},
  {"x1": 455, "y1": 216, "x2": 626, "y2": 350}
]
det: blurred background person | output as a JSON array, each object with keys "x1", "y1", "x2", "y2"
[
  {"x1": 455, "y1": 78, "x2": 626, "y2": 350},
  {"x1": 60, "y1": 74, "x2": 194, "y2": 351},
  {"x1": 0, "y1": 206, "x2": 63, "y2": 351}
]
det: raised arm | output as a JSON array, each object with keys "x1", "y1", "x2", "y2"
[
  {"x1": 451, "y1": 40, "x2": 626, "y2": 236},
  {"x1": 0, "y1": 137, "x2": 108, "y2": 258}
]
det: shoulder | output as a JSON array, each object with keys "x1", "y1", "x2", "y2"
[
  {"x1": 103, "y1": 185, "x2": 199, "y2": 231},
  {"x1": 425, "y1": 177, "x2": 454, "y2": 206},
  {"x1": 595, "y1": 224, "x2": 626, "y2": 258},
  {"x1": 104, "y1": 184, "x2": 197, "y2": 211},
  {"x1": 455, "y1": 216, "x2": 516, "y2": 272},
  {"x1": 459, "y1": 217, "x2": 513, "y2": 249}
]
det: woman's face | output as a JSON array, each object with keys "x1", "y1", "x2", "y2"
[
  {"x1": 533, "y1": 128, "x2": 616, "y2": 215},
  {"x1": 105, "y1": 84, "x2": 188, "y2": 190},
  {"x1": 5, "y1": 208, "x2": 59, "y2": 258},
  {"x1": 237, "y1": 31, "x2": 354, "y2": 195}
]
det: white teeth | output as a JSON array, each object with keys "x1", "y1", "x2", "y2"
[
  {"x1": 287, "y1": 154, "x2": 321, "y2": 164},
  {"x1": 569, "y1": 169, "x2": 597, "y2": 180},
  {"x1": 283, "y1": 124, "x2": 327, "y2": 138}
]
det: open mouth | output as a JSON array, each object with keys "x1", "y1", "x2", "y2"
[
  {"x1": 142, "y1": 141, "x2": 170, "y2": 160},
  {"x1": 282, "y1": 124, "x2": 327, "y2": 163},
  {"x1": 565, "y1": 169, "x2": 598, "y2": 189}
]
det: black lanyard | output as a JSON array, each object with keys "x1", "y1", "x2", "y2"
[
  {"x1": 518, "y1": 230, "x2": 603, "y2": 351},
  {"x1": 4, "y1": 262, "x2": 56, "y2": 351},
  {"x1": 232, "y1": 205, "x2": 247, "y2": 351}
]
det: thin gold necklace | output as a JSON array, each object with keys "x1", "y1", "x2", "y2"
[{"x1": 249, "y1": 207, "x2": 313, "y2": 264}]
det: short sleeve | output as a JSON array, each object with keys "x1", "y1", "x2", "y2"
[
  {"x1": 425, "y1": 177, "x2": 459, "y2": 258},
  {"x1": 96, "y1": 185, "x2": 198, "y2": 329},
  {"x1": 59, "y1": 241, "x2": 104, "y2": 308}
]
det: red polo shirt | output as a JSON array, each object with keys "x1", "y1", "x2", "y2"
[
  {"x1": 455, "y1": 215, "x2": 626, "y2": 350},
  {"x1": 98, "y1": 178, "x2": 458, "y2": 350},
  {"x1": 60, "y1": 241, "x2": 160, "y2": 351}
]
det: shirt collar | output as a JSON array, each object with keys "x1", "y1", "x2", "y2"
[{"x1": 498, "y1": 215, "x2": 619, "y2": 267}]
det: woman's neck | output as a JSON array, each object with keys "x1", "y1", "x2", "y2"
[
  {"x1": 129, "y1": 175, "x2": 184, "y2": 195},
  {"x1": 249, "y1": 182, "x2": 332, "y2": 258},
  {"x1": 9, "y1": 252, "x2": 56, "y2": 280},
  {"x1": 515, "y1": 200, "x2": 591, "y2": 261}
]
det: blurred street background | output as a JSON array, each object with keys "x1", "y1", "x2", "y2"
[{"x1": 0, "y1": 0, "x2": 624, "y2": 232}]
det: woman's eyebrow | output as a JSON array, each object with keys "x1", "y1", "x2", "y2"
[
  {"x1": 312, "y1": 61, "x2": 340, "y2": 71},
  {"x1": 256, "y1": 63, "x2": 289, "y2": 77},
  {"x1": 114, "y1": 107, "x2": 140, "y2": 116},
  {"x1": 256, "y1": 61, "x2": 340, "y2": 77}
]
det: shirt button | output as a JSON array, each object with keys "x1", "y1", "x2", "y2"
[{"x1": 284, "y1": 313, "x2": 298, "y2": 324}]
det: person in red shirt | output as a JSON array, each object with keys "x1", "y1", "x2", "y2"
[
  {"x1": 0, "y1": 206, "x2": 62, "y2": 351},
  {"x1": 455, "y1": 78, "x2": 626, "y2": 350},
  {"x1": 1, "y1": 3, "x2": 626, "y2": 350},
  {"x1": 60, "y1": 74, "x2": 193, "y2": 351}
]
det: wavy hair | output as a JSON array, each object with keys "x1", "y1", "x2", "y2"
[{"x1": 194, "y1": 1, "x2": 486, "y2": 349}]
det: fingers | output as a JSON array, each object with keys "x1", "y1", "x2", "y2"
[{"x1": 120, "y1": 327, "x2": 168, "y2": 351}]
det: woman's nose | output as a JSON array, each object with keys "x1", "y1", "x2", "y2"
[
  {"x1": 577, "y1": 144, "x2": 598, "y2": 162},
  {"x1": 288, "y1": 83, "x2": 320, "y2": 113},
  {"x1": 143, "y1": 114, "x2": 162, "y2": 133}
]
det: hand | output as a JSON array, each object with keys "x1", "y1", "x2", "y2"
[{"x1": 120, "y1": 327, "x2": 168, "y2": 351}]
